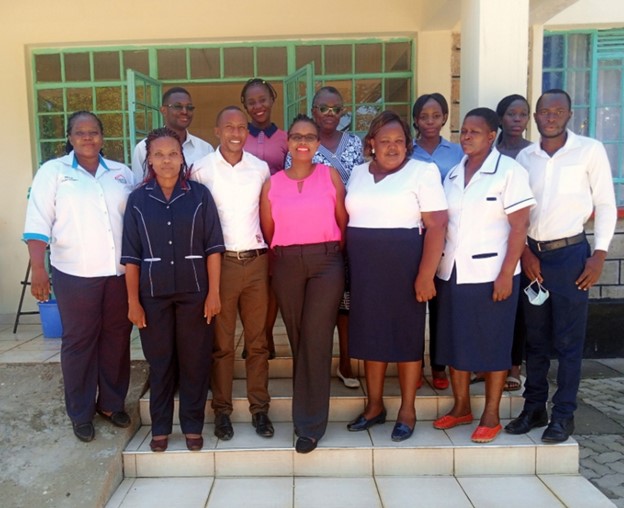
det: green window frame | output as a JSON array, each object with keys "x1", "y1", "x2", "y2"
[
  {"x1": 543, "y1": 29, "x2": 624, "y2": 206},
  {"x1": 31, "y1": 39, "x2": 413, "y2": 168}
]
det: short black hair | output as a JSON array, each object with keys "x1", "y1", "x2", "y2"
[
  {"x1": 312, "y1": 86, "x2": 343, "y2": 106},
  {"x1": 536, "y1": 88, "x2": 572, "y2": 111},
  {"x1": 65, "y1": 111, "x2": 104, "y2": 155},
  {"x1": 215, "y1": 105, "x2": 245, "y2": 126},
  {"x1": 240, "y1": 78, "x2": 277, "y2": 103},
  {"x1": 464, "y1": 107, "x2": 499, "y2": 133},
  {"x1": 363, "y1": 110, "x2": 413, "y2": 158},
  {"x1": 162, "y1": 87, "x2": 191, "y2": 105},
  {"x1": 496, "y1": 94, "x2": 530, "y2": 119},
  {"x1": 287, "y1": 114, "x2": 320, "y2": 137}
]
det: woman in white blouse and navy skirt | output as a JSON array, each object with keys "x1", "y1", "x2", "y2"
[
  {"x1": 345, "y1": 111, "x2": 448, "y2": 442},
  {"x1": 433, "y1": 108, "x2": 535, "y2": 443}
]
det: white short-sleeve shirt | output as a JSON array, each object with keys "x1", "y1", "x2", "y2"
[
  {"x1": 346, "y1": 159, "x2": 447, "y2": 229},
  {"x1": 190, "y1": 148, "x2": 270, "y2": 251},
  {"x1": 437, "y1": 149, "x2": 536, "y2": 284},
  {"x1": 23, "y1": 153, "x2": 136, "y2": 277}
]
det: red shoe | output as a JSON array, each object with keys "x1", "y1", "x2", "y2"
[
  {"x1": 432, "y1": 377, "x2": 450, "y2": 390},
  {"x1": 433, "y1": 413, "x2": 474, "y2": 430},
  {"x1": 471, "y1": 424, "x2": 502, "y2": 443}
]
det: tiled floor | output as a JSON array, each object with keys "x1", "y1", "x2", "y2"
[{"x1": 107, "y1": 474, "x2": 615, "y2": 508}]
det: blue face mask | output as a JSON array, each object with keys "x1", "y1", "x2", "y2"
[{"x1": 524, "y1": 279, "x2": 550, "y2": 306}]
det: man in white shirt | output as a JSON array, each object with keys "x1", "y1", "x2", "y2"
[
  {"x1": 506, "y1": 89, "x2": 617, "y2": 442},
  {"x1": 131, "y1": 87, "x2": 214, "y2": 182},
  {"x1": 191, "y1": 106, "x2": 273, "y2": 441}
]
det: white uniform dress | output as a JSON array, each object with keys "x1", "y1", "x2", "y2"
[
  {"x1": 435, "y1": 149, "x2": 536, "y2": 372},
  {"x1": 345, "y1": 158, "x2": 447, "y2": 362}
]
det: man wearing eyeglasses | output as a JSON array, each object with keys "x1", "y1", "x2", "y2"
[
  {"x1": 131, "y1": 87, "x2": 214, "y2": 182},
  {"x1": 505, "y1": 88, "x2": 617, "y2": 443}
]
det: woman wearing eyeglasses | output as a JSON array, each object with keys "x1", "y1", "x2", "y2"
[
  {"x1": 286, "y1": 86, "x2": 364, "y2": 388},
  {"x1": 260, "y1": 114, "x2": 347, "y2": 453}
]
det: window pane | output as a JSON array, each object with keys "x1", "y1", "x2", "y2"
[
  {"x1": 542, "y1": 71, "x2": 564, "y2": 91},
  {"x1": 41, "y1": 141, "x2": 66, "y2": 163},
  {"x1": 543, "y1": 35, "x2": 564, "y2": 68},
  {"x1": 596, "y1": 107, "x2": 620, "y2": 141},
  {"x1": 355, "y1": 103, "x2": 382, "y2": 131},
  {"x1": 385, "y1": 78, "x2": 409, "y2": 102},
  {"x1": 324, "y1": 45, "x2": 352, "y2": 74},
  {"x1": 93, "y1": 52, "x2": 120, "y2": 81},
  {"x1": 123, "y1": 50, "x2": 149, "y2": 75},
  {"x1": 37, "y1": 89, "x2": 63, "y2": 112},
  {"x1": 355, "y1": 44, "x2": 382, "y2": 73},
  {"x1": 355, "y1": 79, "x2": 382, "y2": 104},
  {"x1": 321, "y1": 80, "x2": 353, "y2": 105},
  {"x1": 385, "y1": 42, "x2": 410, "y2": 72},
  {"x1": 571, "y1": 106, "x2": 589, "y2": 136},
  {"x1": 604, "y1": 142, "x2": 622, "y2": 178},
  {"x1": 190, "y1": 48, "x2": 220, "y2": 79},
  {"x1": 64, "y1": 53, "x2": 91, "y2": 82},
  {"x1": 385, "y1": 103, "x2": 411, "y2": 126},
  {"x1": 35, "y1": 54, "x2": 62, "y2": 82},
  {"x1": 598, "y1": 65, "x2": 622, "y2": 104},
  {"x1": 100, "y1": 113, "x2": 124, "y2": 138},
  {"x1": 296, "y1": 45, "x2": 321, "y2": 71},
  {"x1": 157, "y1": 49, "x2": 187, "y2": 80},
  {"x1": 103, "y1": 139, "x2": 125, "y2": 162},
  {"x1": 567, "y1": 70, "x2": 590, "y2": 105},
  {"x1": 66, "y1": 88, "x2": 93, "y2": 112},
  {"x1": 223, "y1": 47, "x2": 253, "y2": 78},
  {"x1": 567, "y1": 34, "x2": 590, "y2": 68},
  {"x1": 96, "y1": 86, "x2": 122, "y2": 111},
  {"x1": 39, "y1": 115, "x2": 65, "y2": 139},
  {"x1": 257, "y1": 47, "x2": 287, "y2": 76}
]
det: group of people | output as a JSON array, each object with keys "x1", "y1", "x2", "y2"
[{"x1": 23, "y1": 78, "x2": 617, "y2": 454}]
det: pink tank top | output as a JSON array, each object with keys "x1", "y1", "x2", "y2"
[{"x1": 268, "y1": 164, "x2": 341, "y2": 247}]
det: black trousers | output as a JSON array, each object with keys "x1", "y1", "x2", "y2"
[
  {"x1": 272, "y1": 242, "x2": 344, "y2": 441},
  {"x1": 140, "y1": 291, "x2": 213, "y2": 435},
  {"x1": 52, "y1": 268, "x2": 132, "y2": 425}
]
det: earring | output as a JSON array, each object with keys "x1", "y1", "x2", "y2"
[{"x1": 371, "y1": 148, "x2": 375, "y2": 155}]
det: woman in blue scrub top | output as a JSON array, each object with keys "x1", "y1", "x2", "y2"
[
  {"x1": 122, "y1": 128, "x2": 224, "y2": 453},
  {"x1": 411, "y1": 93, "x2": 463, "y2": 391}
]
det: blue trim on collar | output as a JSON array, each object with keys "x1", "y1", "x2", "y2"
[
  {"x1": 71, "y1": 153, "x2": 108, "y2": 170},
  {"x1": 248, "y1": 123, "x2": 278, "y2": 138}
]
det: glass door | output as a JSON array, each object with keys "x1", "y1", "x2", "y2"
[
  {"x1": 283, "y1": 63, "x2": 315, "y2": 128},
  {"x1": 127, "y1": 69, "x2": 162, "y2": 149}
]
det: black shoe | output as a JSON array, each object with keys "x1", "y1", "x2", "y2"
[
  {"x1": 295, "y1": 436, "x2": 317, "y2": 454},
  {"x1": 504, "y1": 408, "x2": 548, "y2": 435},
  {"x1": 347, "y1": 409, "x2": 387, "y2": 432},
  {"x1": 214, "y1": 413, "x2": 234, "y2": 440},
  {"x1": 97, "y1": 409, "x2": 131, "y2": 428},
  {"x1": 542, "y1": 418, "x2": 574, "y2": 443},
  {"x1": 391, "y1": 422, "x2": 414, "y2": 442},
  {"x1": 252, "y1": 412, "x2": 274, "y2": 438},
  {"x1": 73, "y1": 422, "x2": 95, "y2": 442}
]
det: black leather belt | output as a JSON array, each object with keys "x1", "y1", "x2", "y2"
[
  {"x1": 224, "y1": 248, "x2": 268, "y2": 260},
  {"x1": 528, "y1": 233, "x2": 585, "y2": 252}
]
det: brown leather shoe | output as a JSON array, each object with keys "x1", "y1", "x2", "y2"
[
  {"x1": 185, "y1": 435, "x2": 204, "y2": 451},
  {"x1": 149, "y1": 437, "x2": 168, "y2": 452}
]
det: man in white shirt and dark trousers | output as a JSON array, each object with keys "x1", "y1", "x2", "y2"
[
  {"x1": 506, "y1": 89, "x2": 617, "y2": 442},
  {"x1": 191, "y1": 106, "x2": 273, "y2": 441},
  {"x1": 131, "y1": 87, "x2": 214, "y2": 182}
]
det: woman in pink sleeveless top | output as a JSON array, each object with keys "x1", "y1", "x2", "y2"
[{"x1": 260, "y1": 114, "x2": 347, "y2": 454}]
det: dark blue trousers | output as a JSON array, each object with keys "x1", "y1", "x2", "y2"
[
  {"x1": 139, "y1": 291, "x2": 213, "y2": 436},
  {"x1": 52, "y1": 268, "x2": 132, "y2": 425},
  {"x1": 522, "y1": 240, "x2": 590, "y2": 420}
]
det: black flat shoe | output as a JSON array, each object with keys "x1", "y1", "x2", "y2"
[
  {"x1": 252, "y1": 412, "x2": 274, "y2": 438},
  {"x1": 504, "y1": 408, "x2": 548, "y2": 435},
  {"x1": 391, "y1": 422, "x2": 414, "y2": 442},
  {"x1": 185, "y1": 435, "x2": 204, "y2": 451},
  {"x1": 347, "y1": 409, "x2": 387, "y2": 432},
  {"x1": 97, "y1": 409, "x2": 131, "y2": 428},
  {"x1": 214, "y1": 413, "x2": 234, "y2": 440},
  {"x1": 295, "y1": 436, "x2": 317, "y2": 454},
  {"x1": 542, "y1": 418, "x2": 574, "y2": 443},
  {"x1": 73, "y1": 422, "x2": 95, "y2": 442}
]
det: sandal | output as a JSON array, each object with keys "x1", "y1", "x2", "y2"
[{"x1": 504, "y1": 375, "x2": 522, "y2": 391}]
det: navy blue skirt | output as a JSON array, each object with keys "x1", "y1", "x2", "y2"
[
  {"x1": 435, "y1": 268, "x2": 519, "y2": 372},
  {"x1": 348, "y1": 227, "x2": 425, "y2": 362}
]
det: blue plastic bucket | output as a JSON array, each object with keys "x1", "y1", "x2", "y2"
[{"x1": 38, "y1": 300, "x2": 63, "y2": 338}]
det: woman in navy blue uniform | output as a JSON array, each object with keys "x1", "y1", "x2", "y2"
[{"x1": 122, "y1": 128, "x2": 224, "y2": 452}]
